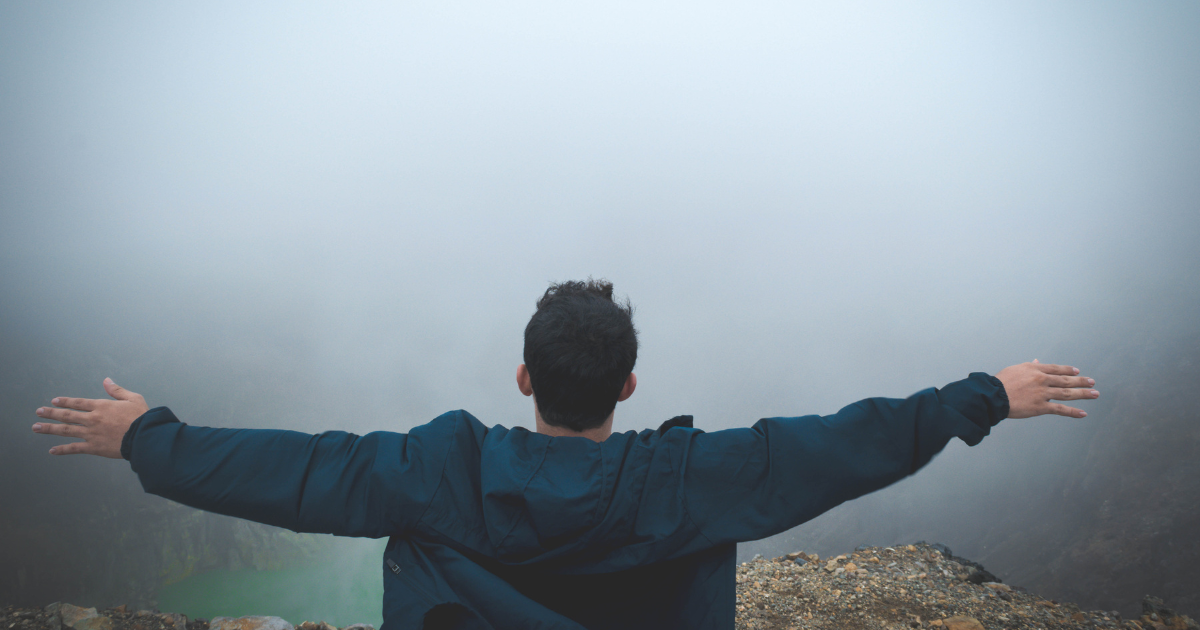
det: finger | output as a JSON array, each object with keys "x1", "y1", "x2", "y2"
[
  {"x1": 1047, "y1": 402, "x2": 1088, "y2": 418},
  {"x1": 1033, "y1": 363, "x2": 1079, "y2": 376},
  {"x1": 49, "y1": 441, "x2": 95, "y2": 456},
  {"x1": 1032, "y1": 359, "x2": 1039, "y2": 364},
  {"x1": 1044, "y1": 375, "x2": 1096, "y2": 388},
  {"x1": 35, "y1": 406, "x2": 89, "y2": 424},
  {"x1": 103, "y1": 377, "x2": 142, "y2": 402},
  {"x1": 1047, "y1": 387, "x2": 1100, "y2": 401},
  {"x1": 50, "y1": 396, "x2": 99, "y2": 412},
  {"x1": 33, "y1": 422, "x2": 86, "y2": 438}
]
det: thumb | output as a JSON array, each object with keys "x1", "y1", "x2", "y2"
[
  {"x1": 104, "y1": 377, "x2": 134, "y2": 401},
  {"x1": 1032, "y1": 359, "x2": 1039, "y2": 364}
]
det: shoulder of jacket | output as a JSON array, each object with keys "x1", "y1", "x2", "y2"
[{"x1": 416, "y1": 410, "x2": 492, "y2": 450}]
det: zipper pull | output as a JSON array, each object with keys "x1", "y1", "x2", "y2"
[{"x1": 386, "y1": 558, "x2": 401, "y2": 575}]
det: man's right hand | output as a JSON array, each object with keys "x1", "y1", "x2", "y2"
[{"x1": 995, "y1": 360, "x2": 1098, "y2": 419}]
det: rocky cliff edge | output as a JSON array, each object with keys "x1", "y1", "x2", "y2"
[{"x1": 3, "y1": 543, "x2": 1195, "y2": 630}]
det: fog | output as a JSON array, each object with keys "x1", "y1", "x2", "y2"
[{"x1": 3, "y1": 0, "x2": 1199, "y2": 621}]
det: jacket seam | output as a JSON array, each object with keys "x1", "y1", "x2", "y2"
[
  {"x1": 409, "y1": 412, "x2": 463, "y2": 535},
  {"x1": 591, "y1": 441, "x2": 609, "y2": 526},
  {"x1": 494, "y1": 437, "x2": 551, "y2": 551},
  {"x1": 674, "y1": 431, "x2": 718, "y2": 547}
]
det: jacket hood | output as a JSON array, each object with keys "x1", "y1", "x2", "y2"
[{"x1": 474, "y1": 415, "x2": 693, "y2": 566}]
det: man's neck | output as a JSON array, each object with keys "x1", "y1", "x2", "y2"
[{"x1": 535, "y1": 413, "x2": 614, "y2": 443}]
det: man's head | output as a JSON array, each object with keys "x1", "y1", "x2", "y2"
[{"x1": 519, "y1": 279, "x2": 638, "y2": 433}]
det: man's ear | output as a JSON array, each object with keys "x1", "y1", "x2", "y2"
[
  {"x1": 516, "y1": 364, "x2": 534, "y2": 397},
  {"x1": 617, "y1": 372, "x2": 637, "y2": 402}
]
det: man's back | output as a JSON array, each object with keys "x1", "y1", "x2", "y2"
[{"x1": 122, "y1": 373, "x2": 1008, "y2": 629}]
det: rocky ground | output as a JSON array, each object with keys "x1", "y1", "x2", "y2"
[
  {"x1": 734, "y1": 543, "x2": 1198, "y2": 630},
  {"x1": 2, "y1": 543, "x2": 1196, "y2": 630}
]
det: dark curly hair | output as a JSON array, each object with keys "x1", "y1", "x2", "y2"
[{"x1": 523, "y1": 279, "x2": 638, "y2": 432}]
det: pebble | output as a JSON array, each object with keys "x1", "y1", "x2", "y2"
[{"x1": 157, "y1": 614, "x2": 186, "y2": 630}]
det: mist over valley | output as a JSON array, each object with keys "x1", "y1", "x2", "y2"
[{"x1": 2, "y1": 1, "x2": 1198, "y2": 624}]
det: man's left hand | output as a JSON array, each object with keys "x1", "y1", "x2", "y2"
[{"x1": 32, "y1": 378, "x2": 149, "y2": 459}]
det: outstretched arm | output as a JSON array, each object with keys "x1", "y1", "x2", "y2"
[
  {"x1": 33, "y1": 379, "x2": 446, "y2": 538},
  {"x1": 679, "y1": 362, "x2": 1096, "y2": 545}
]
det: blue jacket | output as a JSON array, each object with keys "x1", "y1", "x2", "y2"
[{"x1": 121, "y1": 373, "x2": 1008, "y2": 629}]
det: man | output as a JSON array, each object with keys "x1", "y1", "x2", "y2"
[{"x1": 32, "y1": 279, "x2": 1098, "y2": 629}]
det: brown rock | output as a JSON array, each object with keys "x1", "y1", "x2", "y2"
[
  {"x1": 73, "y1": 617, "x2": 113, "y2": 630},
  {"x1": 209, "y1": 617, "x2": 294, "y2": 630},
  {"x1": 943, "y1": 617, "x2": 985, "y2": 630},
  {"x1": 845, "y1": 563, "x2": 858, "y2": 572}
]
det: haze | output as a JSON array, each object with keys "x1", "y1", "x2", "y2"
[{"x1": 3, "y1": 0, "x2": 1198, "y2": 619}]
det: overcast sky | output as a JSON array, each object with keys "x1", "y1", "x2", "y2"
[{"x1": 2, "y1": 0, "x2": 1199, "y2": 611}]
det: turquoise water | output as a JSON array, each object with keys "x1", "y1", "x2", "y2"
[{"x1": 157, "y1": 542, "x2": 387, "y2": 628}]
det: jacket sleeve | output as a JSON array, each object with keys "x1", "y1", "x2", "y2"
[
  {"x1": 124, "y1": 407, "x2": 453, "y2": 538},
  {"x1": 679, "y1": 372, "x2": 1009, "y2": 544}
]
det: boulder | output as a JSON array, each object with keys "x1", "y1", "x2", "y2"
[
  {"x1": 59, "y1": 604, "x2": 102, "y2": 630},
  {"x1": 964, "y1": 568, "x2": 999, "y2": 585},
  {"x1": 1145, "y1": 596, "x2": 1176, "y2": 620},
  {"x1": 44, "y1": 603, "x2": 62, "y2": 630}
]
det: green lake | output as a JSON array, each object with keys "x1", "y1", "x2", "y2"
[{"x1": 157, "y1": 542, "x2": 386, "y2": 629}]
